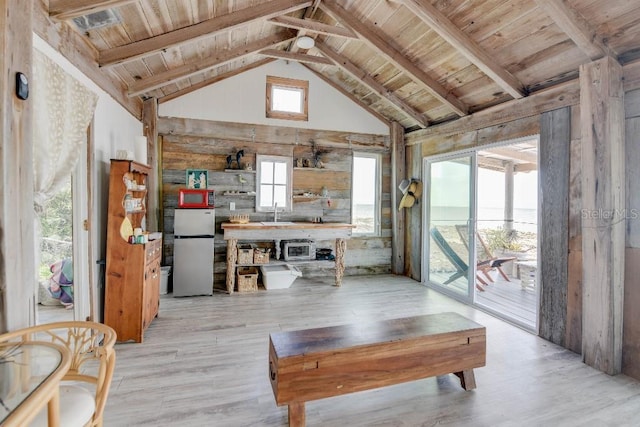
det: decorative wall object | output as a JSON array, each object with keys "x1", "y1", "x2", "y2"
[{"x1": 186, "y1": 169, "x2": 208, "y2": 189}]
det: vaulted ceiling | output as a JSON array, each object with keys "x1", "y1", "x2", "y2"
[{"x1": 42, "y1": 0, "x2": 640, "y2": 132}]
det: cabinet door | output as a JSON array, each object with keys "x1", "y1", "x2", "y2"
[{"x1": 142, "y1": 259, "x2": 160, "y2": 329}]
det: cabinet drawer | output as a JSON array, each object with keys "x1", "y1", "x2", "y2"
[{"x1": 145, "y1": 239, "x2": 162, "y2": 265}]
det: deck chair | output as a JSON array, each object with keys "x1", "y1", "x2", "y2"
[
  {"x1": 455, "y1": 224, "x2": 517, "y2": 286},
  {"x1": 430, "y1": 227, "x2": 490, "y2": 291}
]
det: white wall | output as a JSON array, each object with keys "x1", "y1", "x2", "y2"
[
  {"x1": 33, "y1": 34, "x2": 142, "y2": 320},
  {"x1": 159, "y1": 60, "x2": 389, "y2": 135}
]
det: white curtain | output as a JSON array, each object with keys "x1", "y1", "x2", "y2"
[
  {"x1": 32, "y1": 49, "x2": 98, "y2": 212},
  {"x1": 31, "y1": 49, "x2": 98, "y2": 316}
]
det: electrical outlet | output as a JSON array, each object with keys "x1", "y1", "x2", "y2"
[{"x1": 230, "y1": 202, "x2": 236, "y2": 211}]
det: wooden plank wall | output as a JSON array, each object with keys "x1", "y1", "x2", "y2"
[
  {"x1": 158, "y1": 117, "x2": 391, "y2": 289},
  {"x1": 538, "y1": 107, "x2": 571, "y2": 346},
  {"x1": 566, "y1": 105, "x2": 583, "y2": 353},
  {"x1": 623, "y1": 88, "x2": 640, "y2": 380},
  {"x1": 0, "y1": 0, "x2": 34, "y2": 331}
]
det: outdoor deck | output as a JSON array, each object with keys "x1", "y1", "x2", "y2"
[{"x1": 430, "y1": 265, "x2": 537, "y2": 330}]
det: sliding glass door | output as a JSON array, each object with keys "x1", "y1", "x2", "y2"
[{"x1": 424, "y1": 154, "x2": 475, "y2": 301}]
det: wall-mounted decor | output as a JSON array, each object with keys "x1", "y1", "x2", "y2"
[
  {"x1": 226, "y1": 149, "x2": 245, "y2": 170},
  {"x1": 186, "y1": 169, "x2": 208, "y2": 189}
]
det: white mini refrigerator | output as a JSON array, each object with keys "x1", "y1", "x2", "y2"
[{"x1": 173, "y1": 208, "x2": 215, "y2": 297}]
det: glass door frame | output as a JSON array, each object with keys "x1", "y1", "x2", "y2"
[{"x1": 422, "y1": 151, "x2": 478, "y2": 305}]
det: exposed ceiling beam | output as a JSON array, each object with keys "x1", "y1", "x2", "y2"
[
  {"x1": 534, "y1": 0, "x2": 613, "y2": 61},
  {"x1": 406, "y1": 79, "x2": 580, "y2": 144},
  {"x1": 398, "y1": 0, "x2": 526, "y2": 99},
  {"x1": 477, "y1": 156, "x2": 537, "y2": 173},
  {"x1": 269, "y1": 15, "x2": 358, "y2": 39},
  {"x1": 484, "y1": 146, "x2": 538, "y2": 164},
  {"x1": 302, "y1": 64, "x2": 392, "y2": 128},
  {"x1": 48, "y1": 0, "x2": 136, "y2": 21},
  {"x1": 33, "y1": 0, "x2": 142, "y2": 118},
  {"x1": 320, "y1": 0, "x2": 468, "y2": 117},
  {"x1": 259, "y1": 49, "x2": 333, "y2": 65},
  {"x1": 288, "y1": 0, "x2": 322, "y2": 54},
  {"x1": 315, "y1": 41, "x2": 430, "y2": 128},
  {"x1": 128, "y1": 32, "x2": 296, "y2": 97},
  {"x1": 158, "y1": 59, "x2": 275, "y2": 104},
  {"x1": 100, "y1": 0, "x2": 312, "y2": 67}
]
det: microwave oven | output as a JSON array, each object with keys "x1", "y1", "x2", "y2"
[
  {"x1": 178, "y1": 188, "x2": 215, "y2": 208},
  {"x1": 281, "y1": 240, "x2": 316, "y2": 261}
]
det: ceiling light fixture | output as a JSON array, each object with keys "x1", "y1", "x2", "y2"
[{"x1": 296, "y1": 36, "x2": 315, "y2": 49}]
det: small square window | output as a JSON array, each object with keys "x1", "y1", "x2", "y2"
[{"x1": 266, "y1": 76, "x2": 308, "y2": 121}]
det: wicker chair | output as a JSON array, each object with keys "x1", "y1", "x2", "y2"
[{"x1": 0, "y1": 321, "x2": 116, "y2": 427}]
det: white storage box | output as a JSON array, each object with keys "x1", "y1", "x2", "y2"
[{"x1": 260, "y1": 264, "x2": 302, "y2": 290}]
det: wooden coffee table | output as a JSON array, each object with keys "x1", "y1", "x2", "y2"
[{"x1": 269, "y1": 312, "x2": 486, "y2": 426}]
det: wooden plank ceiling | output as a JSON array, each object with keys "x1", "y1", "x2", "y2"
[{"x1": 47, "y1": 0, "x2": 640, "y2": 132}]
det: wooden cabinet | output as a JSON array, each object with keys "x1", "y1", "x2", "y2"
[{"x1": 105, "y1": 159, "x2": 161, "y2": 343}]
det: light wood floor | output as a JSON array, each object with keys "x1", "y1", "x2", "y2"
[{"x1": 105, "y1": 275, "x2": 640, "y2": 426}]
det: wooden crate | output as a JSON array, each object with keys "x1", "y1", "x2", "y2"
[
  {"x1": 237, "y1": 267, "x2": 258, "y2": 292},
  {"x1": 237, "y1": 244, "x2": 254, "y2": 265}
]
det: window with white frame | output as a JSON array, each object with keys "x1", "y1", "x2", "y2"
[
  {"x1": 256, "y1": 155, "x2": 292, "y2": 212},
  {"x1": 266, "y1": 76, "x2": 309, "y2": 121},
  {"x1": 352, "y1": 153, "x2": 381, "y2": 235}
]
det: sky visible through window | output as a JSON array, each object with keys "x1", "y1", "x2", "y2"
[{"x1": 273, "y1": 86, "x2": 303, "y2": 113}]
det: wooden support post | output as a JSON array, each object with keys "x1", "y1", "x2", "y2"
[
  {"x1": 539, "y1": 107, "x2": 571, "y2": 346},
  {"x1": 226, "y1": 239, "x2": 238, "y2": 294},
  {"x1": 0, "y1": 0, "x2": 34, "y2": 331},
  {"x1": 503, "y1": 161, "x2": 514, "y2": 232},
  {"x1": 335, "y1": 238, "x2": 346, "y2": 286},
  {"x1": 580, "y1": 57, "x2": 625, "y2": 375},
  {"x1": 391, "y1": 121, "x2": 405, "y2": 274},
  {"x1": 142, "y1": 98, "x2": 159, "y2": 231}
]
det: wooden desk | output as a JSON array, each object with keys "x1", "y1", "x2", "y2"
[
  {"x1": 222, "y1": 222, "x2": 355, "y2": 293},
  {"x1": 268, "y1": 312, "x2": 486, "y2": 427},
  {"x1": 0, "y1": 341, "x2": 71, "y2": 427}
]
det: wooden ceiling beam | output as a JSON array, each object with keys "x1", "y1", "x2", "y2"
[
  {"x1": 320, "y1": 0, "x2": 468, "y2": 117},
  {"x1": 259, "y1": 49, "x2": 333, "y2": 65},
  {"x1": 315, "y1": 41, "x2": 430, "y2": 128},
  {"x1": 100, "y1": 0, "x2": 312, "y2": 68},
  {"x1": 158, "y1": 59, "x2": 276, "y2": 104},
  {"x1": 406, "y1": 79, "x2": 580, "y2": 143},
  {"x1": 398, "y1": 0, "x2": 526, "y2": 99},
  {"x1": 48, "y1": 0, "x2": 136, "y2": 21},
  {"x1": 33, "y1": 0, "x2": 142, "y2": 118},
  {"x1": 128, "y1": 32, "x2": 296, "y2": 97},
  {"x1": 301, "y1": 64, "x2": 392, "y2": 128},
  {"x1": 534, "y1": 0, "x2": 613, "y2": 61},
  {"x1": 483, "y1": 146, "x2": 538, "y2": 164},
  {"x1": 268, "y1": 16, "x2": 358, "y2": 39}
]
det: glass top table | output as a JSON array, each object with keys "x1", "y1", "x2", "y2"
[{"x1": 0, "y1": 341, "x2": 70, "y2": 426}]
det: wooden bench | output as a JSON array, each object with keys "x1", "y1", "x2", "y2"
[{"x1": 268, "y1": 312, "x2": 486, "y2": 426}]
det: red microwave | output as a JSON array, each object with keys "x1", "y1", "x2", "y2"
[{"x1": 178, "y1": 189, "x2": 215, "y2": 208}]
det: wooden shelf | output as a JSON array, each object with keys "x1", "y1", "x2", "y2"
[
  {"x1": 294, "y1": 167, "x2": 328, "y2": 171},
  {"x1": 293, "y1": 195, "x2": 328, "y2": 199},
  {"x1": 223, "y1": 191, "x2": 255, "y2": 196},
  {"x1": 224, "y1": 169, "x2": 255, "y2": 173}
]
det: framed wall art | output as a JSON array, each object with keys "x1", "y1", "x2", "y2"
[{"x1": 186, "y1": 169, "x2": 208, "y2": 189}]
